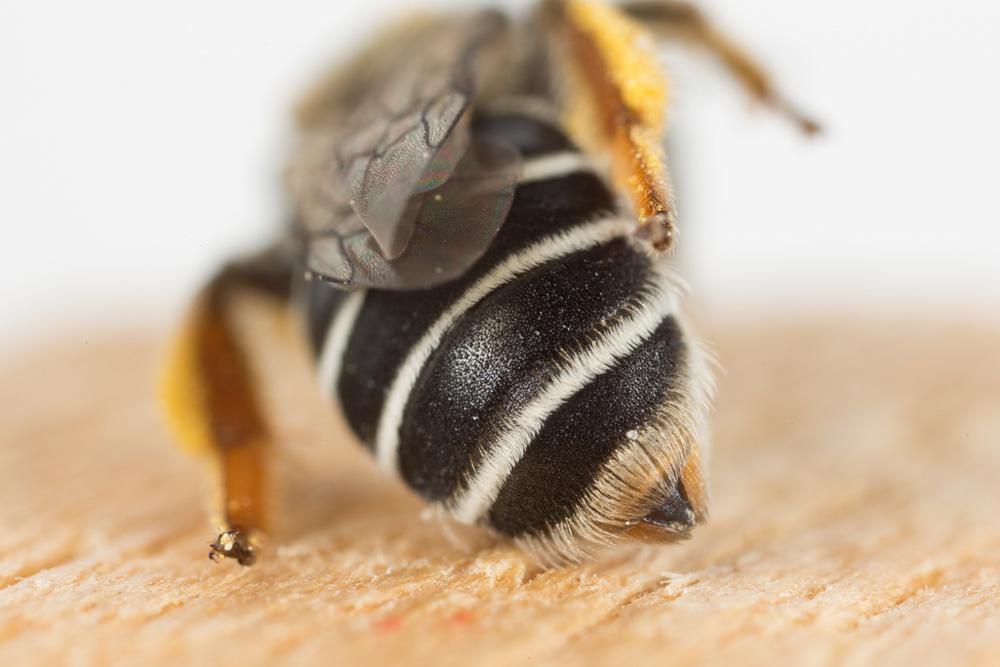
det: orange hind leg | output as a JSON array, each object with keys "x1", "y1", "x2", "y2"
[
  {"x1": 620, "y1": 1, "x2": 821, "y2": 135},
  {"x1": 161, "y1": 245, "x2": 293, "y2": 565}
]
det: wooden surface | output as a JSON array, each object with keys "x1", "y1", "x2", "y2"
[{"x1": 1, "y1": 318, "x2": 999, "y2": 666}]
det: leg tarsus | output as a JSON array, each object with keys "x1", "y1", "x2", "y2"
[
  {"x1": 209, "y1": 530, "x2": 257, "y2": 566},
  {"x1": 162, "y1": 242, "x2": 294, "y2": 567}
]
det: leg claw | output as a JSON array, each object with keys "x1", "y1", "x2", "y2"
[{"x1": 208, "y1": 530, "x2": 256, "y2": 566}]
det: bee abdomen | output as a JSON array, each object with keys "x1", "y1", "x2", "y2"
[
  {"x1": 317, "y1": 167, "x2": 619, "y2": 439},
  {"x1": 307, "y1": 112, "x2": 710, "y2": 560},
  {"x1": 396, "y1": 236, "x2": 654, "y2": 502},
  {"x1": 483, "y1": 313, "x2": 688, "y2": 537}
]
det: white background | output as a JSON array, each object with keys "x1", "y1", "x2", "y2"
[{"x1": 2, "y1": 0, "x2": 998, "y2": 353}]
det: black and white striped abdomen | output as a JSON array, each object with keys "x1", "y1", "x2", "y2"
[{"x1": 302, "y1": 112, "x2": 711, "y2": 561}]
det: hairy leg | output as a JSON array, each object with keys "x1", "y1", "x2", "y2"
[
  {"x1": 621, "y1": 1, "x2": 821, "y2": 134},
  {"x1": 161, "y1": 244, "x2": 293, "y2": 565}
]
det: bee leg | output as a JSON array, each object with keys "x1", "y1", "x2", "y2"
[
  {"x1": 620, "y1": 1, "x2": 821, "y2": 135},
  {"x1": 161, "y1": 243, "x2": 294, "y2": 566}
]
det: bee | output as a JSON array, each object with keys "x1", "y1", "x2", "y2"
[{"x1": 161, "y1": 0, "x2": 816, "y2": 566}]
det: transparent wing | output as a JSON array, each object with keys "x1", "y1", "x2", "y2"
[
  {"x1": 290, "y1": 11, "x2": 520, "y2": 290},
  {"x1": 302, "y1": 135, "x2": 519, "y2": 289}
]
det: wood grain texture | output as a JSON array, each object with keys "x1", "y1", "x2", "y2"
[{"x1": 1, "y1": 317, "x2": 998, "y2": 666}]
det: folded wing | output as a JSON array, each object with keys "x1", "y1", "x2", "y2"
[{"x1": 290, "y1": 11, "x2": 521, "y2": 290}]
